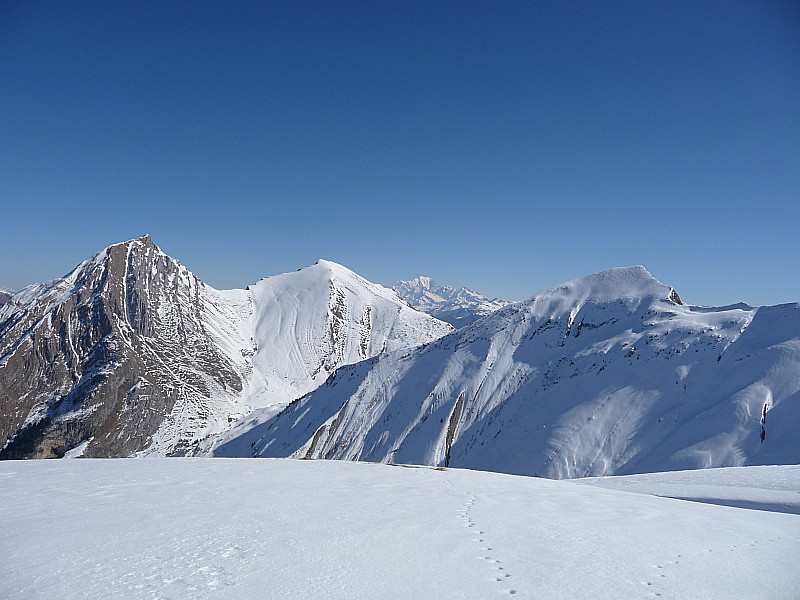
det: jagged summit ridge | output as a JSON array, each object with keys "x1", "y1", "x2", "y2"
[
  {"x1": 0, "y1": 234, "x2": 244, "y2": 458},
  {"x1": 0, "y1": 238, "x2": 452, "y2": 458},
  {"x1": 402, "y1": 275, "x2": 436, "y2": 291},
  {"x1": 392, "y1": 275, "x2": 510, "y2": 328}
]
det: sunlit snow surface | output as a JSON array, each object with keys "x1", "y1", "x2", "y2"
[
  {"x1": 2, "y1": 460, "x2": 798, "y2": 599},
  {"x1": 226, "y1": 266, "x2": 800, "y2": 477}
]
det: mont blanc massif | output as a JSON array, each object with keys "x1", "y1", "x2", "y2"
[{"x1": 1, "y1": 236, "x2": 798, "y2": 476}]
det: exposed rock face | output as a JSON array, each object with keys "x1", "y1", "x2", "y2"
[
  {"x1": 0, "y1": 238, "x2": 453, "y2": 459},
  {"x1": 0, "y1": 289, "x2": 11, "y2": 307},
  {"x1": 0, "y1": 236, "x2": 244, "y2": 458}
]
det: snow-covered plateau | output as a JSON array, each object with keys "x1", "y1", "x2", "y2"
[{"x1": 1, "y1": 459, "x2": 798, "y2": 599}]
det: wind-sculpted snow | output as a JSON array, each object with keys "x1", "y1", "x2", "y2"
[
  {"x1": 578, "y1": 465, "x2": 800, "y2": 514},
  {"x1": 244, "y1": 260, "x2": 453, "y2": 409},
  {"x1": 0, "y1": 239, "x2": 451, "y2": 458},
  {"x1": 231, "y1": 266, "x2": 800, "y2": 478}
]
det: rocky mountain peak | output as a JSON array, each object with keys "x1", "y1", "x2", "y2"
[
  {"x1": 1, "y1": 241, "x2": 452, "y2": 459},
  {"x1": 0, "y1": 235, "x2": 240, "y2": 459}
]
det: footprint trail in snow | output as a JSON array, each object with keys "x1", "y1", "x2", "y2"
[{"x1": 435, "y1": 471, "x2": 519, "y2": 597}]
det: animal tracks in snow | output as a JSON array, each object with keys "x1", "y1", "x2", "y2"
[
  {"x1": 437, "y1": 474, "x2": 518, "y2": 597},
  {"x1": 640, "y1": 536, "x2": 787, "y2": 599}
]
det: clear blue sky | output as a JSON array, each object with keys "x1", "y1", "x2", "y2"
[{"x1": 2, "y1": 1, "x2": 798, "y2": 306}]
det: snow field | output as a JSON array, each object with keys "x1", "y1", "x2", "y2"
[{"x1": 1, "y1": 459, "x2": 798, "y2": 599}]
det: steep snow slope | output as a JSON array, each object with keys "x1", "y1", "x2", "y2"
[
  {"x1": 223, "y1": 266, "x2": 800, "y2": 477},
  {"x1": 243, "y1": 261, "x2": 453, "y2": 409},
  {"x1": 194, "y1": 263, "x2": 455, "y2": 456},
  {"x1": 0, "y1": 239, "x2": 451, "y2": 458},
  {"x1": 1, "y1": 459, "x2": 798, "y2": 600},
  {"x1": 392, "y1": 276, "x2": 509, "y2": 327}
]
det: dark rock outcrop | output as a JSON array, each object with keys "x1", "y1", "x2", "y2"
[{"x1": 0, "y1": 236, "x2": 242, "y2": 458}]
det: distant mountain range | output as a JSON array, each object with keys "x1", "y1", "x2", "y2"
[
  {"x1": 2, "y1": 239, "x2": 798, "y2": 478},
  {"x1": 392, "y1": 276, "x2": 509, "y2": 327}
]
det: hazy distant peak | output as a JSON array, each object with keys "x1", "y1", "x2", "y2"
[
  {"x1": 405, "y1": 275, "x2": 437, "y2": 290},
  {"x1": 392, "y1": 276, "x2": 510, "y2": 328}
]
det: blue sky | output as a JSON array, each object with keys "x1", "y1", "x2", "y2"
[{"x1": 2, "y1": 1, "x2": 798, "y2": 305}]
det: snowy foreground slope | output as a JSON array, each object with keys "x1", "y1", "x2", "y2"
[
  {"x1": 1, "y1": 459, "x2": 798, "y2": 600},
  {"x1": 222, "y1": 266, "x2": 800, "y2": 477}
]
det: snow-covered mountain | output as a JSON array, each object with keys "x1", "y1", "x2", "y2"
[
  {"x1": 0, "y1": 286, "x2": 11, "y2": 307},
  {"x1": 0, "y1": 237, "x2": 452, "y2": 459},
  {"x1": 221, "y1": 266, "x2": 800, "y2": 477},
  {"x1": 392, "y1": 276, "x2": 509, "y2": 328}
]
